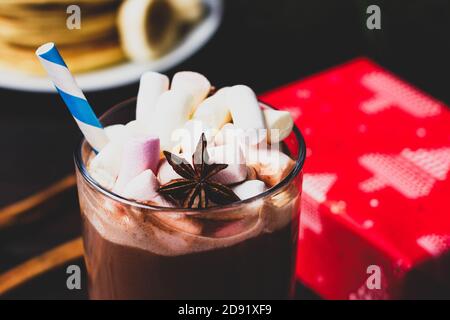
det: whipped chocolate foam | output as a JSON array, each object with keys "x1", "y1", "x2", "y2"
[{"x1": 78, "y1": 172, "x2": 299, "y2": 256}]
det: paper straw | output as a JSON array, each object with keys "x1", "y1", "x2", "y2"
[{"x1": 35, "y1": 42, "x2": 108, "y2": 152}]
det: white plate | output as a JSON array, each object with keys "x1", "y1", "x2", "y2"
[{"x1": 0, "y1": 0, "x2": 223, "y2": 92}]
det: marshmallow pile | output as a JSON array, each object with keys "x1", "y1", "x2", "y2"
[{"x1": 88, "y1": 71, "x2": 295, "y2": 207}]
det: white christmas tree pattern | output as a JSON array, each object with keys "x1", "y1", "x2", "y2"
[
  {"x1": 417, "y1": 234, "x2": 450, "y2": 257},
  {"x1": 359, "y1": 147, "x2": 450, "y2": 199},
  {"x1": 299, "y1": 173, "x2": 337, "y2": 239},
  {"x1": 360, "y1": 71, "x2": 442, "y2": 118},
  {"x1": 348, "y1": 276, "x2": 389, "y2": 300}
]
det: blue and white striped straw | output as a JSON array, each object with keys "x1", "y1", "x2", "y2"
[{"x1": 35, "y1": 42, "x2": 108, "y2": 152}]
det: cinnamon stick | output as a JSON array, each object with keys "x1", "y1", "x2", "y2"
[
  {"x1": 0, "y1": 237, "x2": 83, "y2": 296},
  {"x1": 0, "y1": 174, "x2": 76, "y2": 230}
]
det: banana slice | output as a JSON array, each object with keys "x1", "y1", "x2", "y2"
[
  {"x1": 168, "y1": 0, "x2": 203, "y2": 22},
  {"x1": 118, "y1": 0, "x2": 179, "y2": 61}
]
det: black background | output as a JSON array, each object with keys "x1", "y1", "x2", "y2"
[{"x1": 0, "y1": 0, "x2": 449, "y2": 299}]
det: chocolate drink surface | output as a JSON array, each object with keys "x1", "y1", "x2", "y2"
[{"x1": 82, "y1": 211, "x2": 299, "y2": 299}]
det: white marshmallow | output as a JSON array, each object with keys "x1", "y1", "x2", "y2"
[
  {"x1": 171, "y1": 71, "x2": 210, "y2": 113},
  {"x1": 157, "y1": 152, "x2": 192, "y2": 184},
  {"x1": 122, "y1": 169, "x2": 159, "y2": 202},
  {"x1": 104, "y1": 124, "x2": 131, "y2": 143},
  {"x1": 214, "y1": 123, "x2": 237, "y2": 146},
  {"x1": 192, "y1": 87, "x2": 231, "y2": 130},
  {"x1": 157, "y1": 159, "x2": 182, "y2": 185},
  {"x1": 208, "y1": 143, "x2": 247, "y2": 185},
  {"x1": 263, "y1": 109, "x2": 294, "y2": 143},
  {"x1": 232, "y1": 180, "x2": 268, "y2": 200},
  {"x1": 125, "y1": 120, "x2": 148, "y2": 137},
  {"x1": 174, "y1": 120, "x2": 216, "y2": 156},
  {"x1": 105, "y1": 122, "x2": 151, "y2": 145},
  {"x1": 214, "y1": 123, "x2": 265, "y2": 160},
  {"x1": 247, "y1": 147, "x2": 295, "y2": 187},
  {"x1": 149, "y1": 90, "x2": 193, "y2": 151},
  {"x1": 114, "y1": 135, "x2": 160, "y2": 193},
  {"x1": 88, "y1": 141, "x2": 123, "y2": 189},
  {"x1": 226, "y1": 85, "x2": 265, "y2": 131},
  {"x1": 136, "y1": 72, "x2": 169, "y2": 124}
]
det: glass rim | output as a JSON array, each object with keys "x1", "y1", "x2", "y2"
[{"x1": 74, "y1": 97, "x2": 306, "y2": 213}]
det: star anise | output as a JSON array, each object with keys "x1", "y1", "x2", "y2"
[{"x1": 158, "y1": 133, "x2": 240, "y2": 208}]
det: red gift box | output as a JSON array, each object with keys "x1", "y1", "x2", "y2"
[{"x1": 260, "y1": 58, "x2": 450, "y2": 299}]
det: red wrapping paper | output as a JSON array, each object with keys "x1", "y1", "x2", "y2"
[{"x1": 260, "y1": 58, "x2": 450, "y2": 299}]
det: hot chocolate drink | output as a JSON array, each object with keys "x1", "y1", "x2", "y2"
[{"x1": 74, "y1": 71, "x2": 306, "y2": 299}]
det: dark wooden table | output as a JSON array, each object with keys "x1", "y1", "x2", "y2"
[{"x1": 0, "y1": 0, "x2": 448, "y2": 299}]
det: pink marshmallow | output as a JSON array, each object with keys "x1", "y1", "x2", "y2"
[{"x1": 114, "y1": 135, "x2": 160, "y2": 193}]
